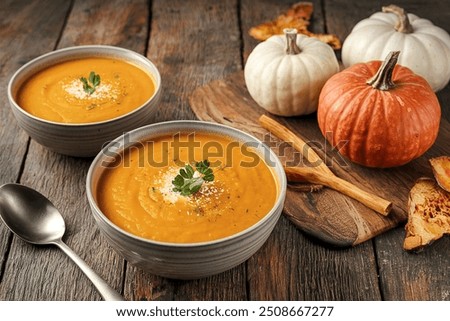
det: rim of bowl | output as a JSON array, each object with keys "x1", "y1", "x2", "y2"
[
  {"x1": 86, "y1": 120, "x2": 287, "y2": 248},
  {"x1": 7, "y1": 45, "x2": 162, "y2": 128}
]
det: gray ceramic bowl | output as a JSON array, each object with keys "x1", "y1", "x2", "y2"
[
  {"x1": 86, "y1": 121, "x2": 287, "y2": 279},
  {"x1": 7, "y1": 45, "x2": 161, "y2": 157}
]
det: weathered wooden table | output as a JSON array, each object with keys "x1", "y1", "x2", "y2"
[{"x1": 1, "y1": 0, "x2": 449, "y2": 301}]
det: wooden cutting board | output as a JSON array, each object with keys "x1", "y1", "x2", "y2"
[{"x1": 189, "y1": 72, "x2": 450, "y2": 247}]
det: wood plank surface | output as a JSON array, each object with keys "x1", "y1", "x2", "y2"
[
  {"x1": 0, "y1": 0, "x2": 448, "y2": 302},
  {"x1": 0, "y1": 0, "x2": 72, "y2": 294},
  {"x1": 0, "y1": 0, "x2": 151, "y2": 300},
  {"x1": 124, "y1": 0, "x2": 247, "y2": 301}
]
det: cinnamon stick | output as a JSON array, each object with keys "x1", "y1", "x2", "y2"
[
  {"x1": 259, "y1": 115, "x2": 393, "y2": 216},
  {"x1": 285, "y1": 167, "x2": 392, "y2": 216},
  {"x1": 259, "y1": 114, "x2": 332, "y2": 176}
]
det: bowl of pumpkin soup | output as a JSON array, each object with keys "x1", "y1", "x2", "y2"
[
  {"x1": 7, "y1": 45, "x2": 161, "y2": 157},
  {"x1": 86, "y1": 121, "x2": 287, "y2": 279}
]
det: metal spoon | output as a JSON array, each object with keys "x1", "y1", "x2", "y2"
[{"x1": 0, "y1": 183, "x2": 124, "y2": 301}]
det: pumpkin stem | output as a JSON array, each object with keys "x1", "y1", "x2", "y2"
[
  {"x1": 367, "y1": 51, "x2": 400, "y2": 91},
  {"x1": 284, "y1": 28, "x2": 301, "y2": 55},
  {"x1": 382, "y1": 5, "x2": 413, "y2": 33}
]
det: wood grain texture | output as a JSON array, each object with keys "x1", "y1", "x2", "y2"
[
  {"x1": 247, "y1": 216, "x2": 381, "y2": 300},
  {"x1": 147, "y1": 0, "x2": 242, "y2": 123},
  {"x1": 122, "y1": 0, "x2": 247, "y2": 301},
  {"x1": 0, "y1": 0, "x2": 72, "y2": 290},
  {"x1": 0, "y1": 0, "x2": 151, "y2": 300},
  {"x1": 58, "y1": 0, "x2": 149, "y2": 50},
  {"x1": 0, "y1": 0, "x2": 449, "y2": 302},
  {"x1": 375, "y1": 228, "x2": 450, "y2": 300}
]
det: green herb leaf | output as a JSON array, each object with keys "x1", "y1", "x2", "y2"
[
  {"x1": 172, "y1": 160, "x2": 215, "y2": 196},
  {"x1": 196, "y1": 160, "x2": 214, "y2": 182},
  {"x1": 80, "y1": 71, "x2": 101, "y2": 95}
]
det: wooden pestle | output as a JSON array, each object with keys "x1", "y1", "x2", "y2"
[{"x1": 259, "y1": 115, "x2": 392, "y2": 216}]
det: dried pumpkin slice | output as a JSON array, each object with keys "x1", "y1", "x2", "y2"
[
  {"x1": 430, "y1": 156, "x2": 450, "y2": 192},
  {"x1": 249, "y1": 15, "x2": 309, "y2": 42},
  {"x1": 249, "y1": 1, "x2": 341, "y2": 49},
  {"x1": 403, "y1": 178, "x2": 450, "y2": 251}
]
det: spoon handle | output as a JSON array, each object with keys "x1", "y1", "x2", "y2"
[{"x1": 54, "y1": 239, "x2": 124, "y2": 301}]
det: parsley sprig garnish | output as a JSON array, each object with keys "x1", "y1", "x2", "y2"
[
  {"x1": 172, "y1": 160, "x2": 214, "y2": 196},
  {"x1": 80, "y1": 71, "x2": 101, "y2": 95}
]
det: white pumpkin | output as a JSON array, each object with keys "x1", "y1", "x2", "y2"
[
  {"x1": 342, "y1": 4, "x2": 450, "y2": 92},
  {"x1": 244, "y1": 28, "x2": 339, "y2": 116}
]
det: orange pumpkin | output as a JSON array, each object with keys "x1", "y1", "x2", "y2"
[{"x1": 317, "y1": 51, "x2": 441, "y2": 168}]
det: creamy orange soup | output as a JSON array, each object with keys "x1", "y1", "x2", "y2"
[
  {"x1": 17, "y1": 57, "x2": 155, "y2": 123},
  {"x1": 96, "y1": 132, "x2": 278, "y2": 243}
]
